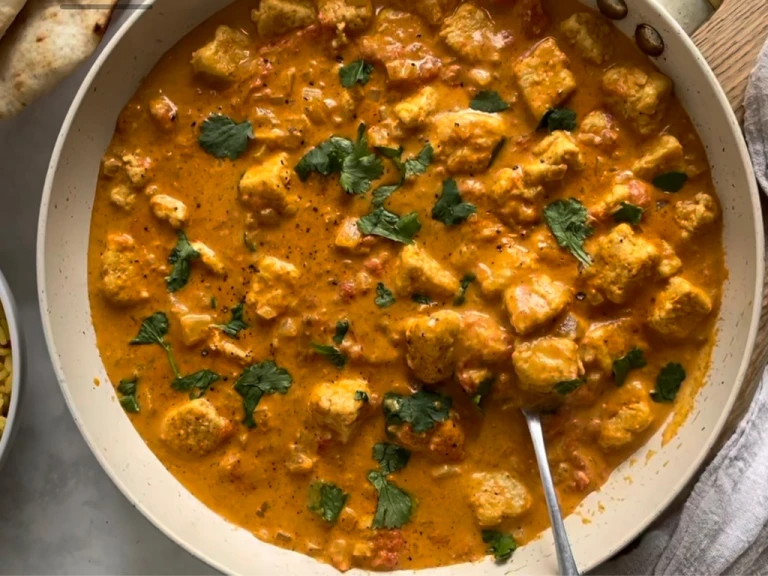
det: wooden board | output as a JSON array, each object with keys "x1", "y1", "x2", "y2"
[{"x1": 692, "y1": 0, "x2": 768, "y2": 447}]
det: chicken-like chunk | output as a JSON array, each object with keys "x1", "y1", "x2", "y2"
[
  {"x1": 439, "y1": 3, "x2": 509, "y2": 63},
  {"x1": 109, "y1": 185, "x2": 136, "y2": 210},
  {"x1": 359, "y1": 10, "x2": 442, "y2": 86},
  {"x1": 477, "y1": 240, "x2": 537, "y2": 295},
  {"x1": 431, "y1": 109, "x2": 506, "y2": 173},
  {"x1": 251, "y1": 111, "x2": 311, "y2": 151},
  {"x1": 532, "y1": 130, "x2": 584, "y2": 171},
  {"x1": 647, "y1": 276, "x2": 713, "y2": 339},
  {"x1": 101, "y1": 233, "x2": 149, "y2": 305},
  {"x1": 208, "y1": 331, "x2": 253, "y2": 365},
  {"x1": 318, "y1": 0, "x2": 373, "y2": 32},
  {"x1": 388, "y1": 0, "x2": 459, "y2": 25},
  {"x1": 191, "y1": 26, "x2": 251, "y2": 83},
  {"x1": 490, "y1": 167, "x2": 545, "y2": 226},
  {"x1": 180, "y1": 314, "x2": 212, "y2": 346},
  {"x1": 658, "y1": 240, "x2": 682, "y2": 278},
  {"x1": 251, "y1": 0, "x2": 316, "y2": 39},
  {"x1": 122, "y1": 154, "x2": 152, "y2": 187},
  {"x1": 150, "y1": 194, "x2": 188, "y2": 229},
  {"x1": 387, "y1": 415, "x2": 465, "y2": 461},
  {"x1": 160, "y1": 399, "x2": 234, "y2": 457},
  {"x1": 335, "y1": 217, "x2": 364, "y2": 251},
  {"x1": 404, "y1": 310, "x2": 461, "y2": 384},
  {"x1": 578, "y1": 110, "x2": 619, "y2": 151},
  {"x1": 587, "y1": 224, "x2": 660, "y2": 304},
  {"x1": 580, "y1": 319, "x2": 643, "y2": 374},
  {"x1": 589, "y1": 180, "x2": 651, "y2": 221},
  {"x1": 560, "y1": 12, "x2": 613, "y2": 65},
  {"x1": 512, "y1": 337, "x2": 583, "y2": 394},
  {"x1": 599, "y1": 382, "x2": 654, "y2": 450},
  {"x1": 504, "y1": 274, "x2": 572, "y2": 335},
  {"x1": 631, "y1": 135, "x2": 684, "y2": 181},
  {"x1": 309, "y1": 379, "x2": 371, "y2": 443},
  {"x1": 674, "y1": 193, "x2": 718, "y2": 239},
  {"x1": 148, "y1": 96, "x2": 178, "y2": 131},
  {"x1": 239, "y1": 153, "x2": 297, "y2": 217},
  {"x1": 393, "y1": 86, "x2": 438, "y2": 129},
  {"x1": 394, "y1": 243, "x2": 458, "y2": 299},
  {"x1": 246, "y1": 256, "x2": 300, "y2": 320},
  {"x1": 514, "y1": 38, "x2": 576, "y2": 121},
  {"x1": 602, "y1": 66, "x2": 673, "y2": 136},
  {"x1": 519, "y1": 0, "x2": 549, "y2": 38},
  {"x1": 457, "y1": 311, "x2": 511, "y2": 364},
  {"x1": 190, "y1": 241, "x2": 226, "y2": 276},
  {"x1": 468, "y1": 472, "x2": 532, "y2": 527}
]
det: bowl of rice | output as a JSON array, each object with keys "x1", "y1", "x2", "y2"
[{"x1": 0, "y1": 269, "x2": 21, "y2": 469}]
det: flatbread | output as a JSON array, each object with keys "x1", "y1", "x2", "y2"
[
  {"x1": 0, "y1": 0, "x2": 118, "y2": 119},
  {"x1": 0, "y1": 0, "x2": 28, "y2": 41}
]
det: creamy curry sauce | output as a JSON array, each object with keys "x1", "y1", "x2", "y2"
[{"x1": 87, "y1": 0, "x2": 726, "y2": 571}]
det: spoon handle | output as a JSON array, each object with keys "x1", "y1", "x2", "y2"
[{"x1": 525, "y1": 411, "x2": 581, "y2": 576}]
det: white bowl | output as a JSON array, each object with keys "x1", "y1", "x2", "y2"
[{"x1": 0, "y1": 269, "x2": 23, "y2": 471}]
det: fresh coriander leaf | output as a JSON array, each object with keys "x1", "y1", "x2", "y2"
[
  {"x1": 488, "y1": 137, "x2": 507, "y2": 169},
  {"x1": 539, "y1": 108, "x2": 577, "y2": 132},
  {"x1": 355, "y1": 390, "x2": 369, "y2": 403},
  {"x1": 482, "y1": 530, "x2": 518, "y2": 563},
  {"x1": 198, "y1": 115, "x2": 253, "y2": 160},
  {"x1": 469, "y1": 90, "x2": 510, "y2": 113},
  {"x1": 333, "y1": 320, "x2": 350, "y2": 345},
  {"x1": 172, "y1": 369, "x2": 220, "y2": 399},
  {"x1": 403, "y1": 143, "x2": 433, "y2": 178},
  {"x1": 374, "y1": 283, "x2": 396, "y2": 308},
  {"x1": 432, "y1": 178, "x2": 477, "y2": 226},
  {"x1": 471, "y1": 376, "x2": 494, "y2": 407},
  {"x1": 166, "y1": 231, "x2": 200, "y2": 293},
  {"x1": 339, "y1": 123, "x2": 385, "y2": 195},
  {"x1": 383, "y1": 390, "x2": 452, "y2": 433},
  {"x1": 544, "y1": 198, "x2": 594, "y2": 266},
  {"x1": 373, "y1": 442, "x2": 411, "y2": 475},
  {"x1": 214, "y1": 302, "x2": 248, "y2": 338},
  {"x1": 375, "y1": 145, "x2": 404, "y2": 160},
  {"x1": 651, "y1": 362, "x2": 686, "y2": 403},
  {"x1": 295, "y1": 136, "x2": 354, "y2": 181},
  {"x1": 411, "y1": 294, "x2": 433, "y2": 305},
  {"x1": 652, "y1": 171, "x2": 688, "y2": 193},
  {"x1": 613, "y1": 202, "x2": 644, "y2": 225},
  {"x1": 454, "y1": 273, "x2": 477, "y2": 306},
  {"x1": 234, "y1": 361, "x2": 293, "y2": 428},
  {"x1": 612, "y1": 348, "x2": 647, "y2": 387},
  {"x1": 308, "y1": 481, "x2": 348, "y2": 523},
  {"x1": 117, "y1": 377, "x2": 139, "y2": 413},
  {"x1": 371, "y1": 183, "x2": 402, "y2": 208},
  {"x1": 554, "y1": 378, "x2": 585, "y2": 395},
  {"x1": 311, "y1": 343, "x2": 347, "y2": 368},
  {"x1": 358, "y1": 208, "x2": 422, "y2": 244},
  {"x1": 368, "y1": 470, "x2": 413, "y2": 529},
  {"x1": 339, "y1": 59, "x2": 374, "y2": 88},
  {"x1": 129, "y1": 312, "x2": 180, "y2": 378}
]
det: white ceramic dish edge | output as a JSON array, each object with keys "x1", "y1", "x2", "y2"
[{"x1": 0, "y1": 269, "x2": 24, "y2": 471}]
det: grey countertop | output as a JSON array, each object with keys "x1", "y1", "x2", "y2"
[{"x1": 0, "y1": 10, "x2": 214, "y2": 575}]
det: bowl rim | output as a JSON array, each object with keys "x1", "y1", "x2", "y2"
[{"x1": 0, "y1": 268, "x2": 23, "y2": 465}]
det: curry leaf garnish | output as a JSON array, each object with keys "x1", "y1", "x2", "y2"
[
  {"x1": 539, "y1": 107, "x2": 577, "y2": 132},
  {"x1": 333, "y1": 320, "x2": 350, "y2": 345},
  {"x1": 374, "y1": 283, "x2": 396, "y2": 308},
  {"x1": 198, "y1": 114, "x2": 253, "y2": 160},
  {"x1": 651, "y1": 362, "x2": 686, "y2": 403},
  {"x1": 373, "y1": 442, "x2": 411, "y2": 475},
  {"x1": 554, "y1": 378, "x2": 585, "y2": 396},
  {"x1": 117, "y1": 377, "x2": 139, "y2": 413},
  {"x1": 308, "y1": 481, "x2": 349, "y2": 523},
  {"x1": 311, "y1": 343, "x2": 347, "y2": 368},
  {"x1": 368, "y1": 470, "x2": 413, "y2": 529},
  {"x1": 166, "y1": 231, "x2": 200, "y2": 293},
  {"x1": 471, "y1": 376, "x2": 494, "y2": 407},
  {"x1": 543, "y1": 198, "x2": 593, "y2": 266},
  {"x1": 482, "y1": 530, "x2": 518, "y2": 563},
  {"x1": 339, "y1": 59, "x2": 374, "y2": 88},
  {"x1": 411, "y1": 293, "x2": 433, "y2": 305},
  {"x1": 383, "y1": 390, "x2": 452, "y2": 433},
  {"x1": 432, "y1": 178, "x2": 477, "y2": 226},
  {"x1": 355, "y1": 390, "x2": 369, "y2": 403},
  {"x1": 357, "y1": 208, "x2": 422, "y2": 244},
  {"x1": 612, "y1": 348, "x2": 647, "y2": 387},
  {"x1": 172, "y1": 369, "x2": 221, "y2": 399},
  {"x1": 454, "y1": 273, "x2": 477, "y2": 306},
  {"x1": 130, "y1": 312, "x2": 180, "y2": 378},
  {"x1": 403, "y1": 143, "x2": 434, "y2": 178},
  {"x1": 469, "y1": 90, "x2": 510, "y2": 113},
  {"x1": 214, "y1": 302, "x2": 248, "y2": 338},
  {"x1": 234, "y1": 361, "x2": 293, "y2": 428},
  {"x1": 652, "y1": 171, "x2": 688, "y2": 193},
  {"x1": 613, "y1": 202, "x2": 644, "y2": 225}
]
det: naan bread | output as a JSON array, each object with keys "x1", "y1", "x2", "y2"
[
  {"x1": 0, "y1": 0, "x2": 27, "y2": 41},
  {"x1": 0, "y1": 0, "x2": 117, "y2": 118}
]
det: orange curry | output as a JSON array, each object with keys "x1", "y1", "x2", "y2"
[{"x1": 87, "y1": 0, "x2": 726, "y2": 571}]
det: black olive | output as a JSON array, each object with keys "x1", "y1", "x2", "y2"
[
  {"x1": 635, "y1": 24, "x2": 665, "y2": 57},
  {"x1": 597, "y1": 0, "x2": 628, "y2": 20}
]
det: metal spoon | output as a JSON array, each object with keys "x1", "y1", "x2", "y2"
[{"x1": 523, "y1": 409, "x2": 580, "y2": 576}]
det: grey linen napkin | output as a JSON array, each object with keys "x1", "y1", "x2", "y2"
[{"x1": 594, "y1": 38, "x2": 768, "y2": 576}]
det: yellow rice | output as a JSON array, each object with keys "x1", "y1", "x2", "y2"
[{"x1": 0, "y1": 305, "x2": 11, "y2": 438}]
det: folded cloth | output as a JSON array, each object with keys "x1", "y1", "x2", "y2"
[{"x1": 595, "y1": 38, "x2": 768, "y2": 576}]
